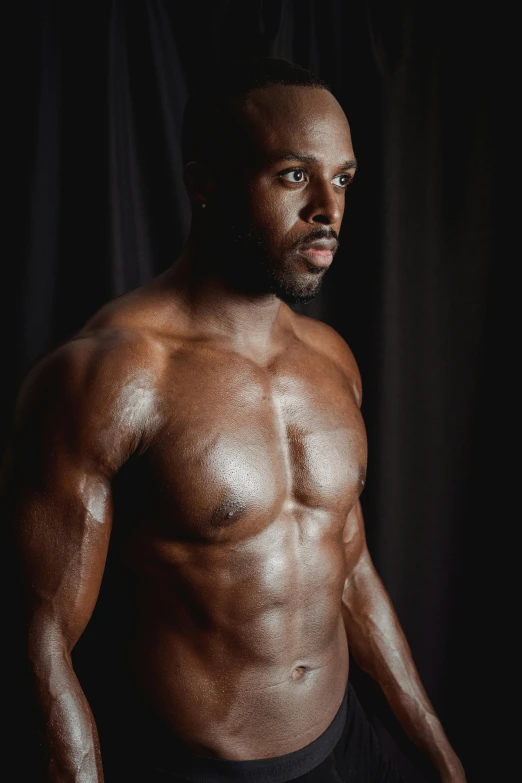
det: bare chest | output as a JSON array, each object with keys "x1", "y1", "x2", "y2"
[{"x1": 139, "y1": 347, "x2": 367, "y2": 541}]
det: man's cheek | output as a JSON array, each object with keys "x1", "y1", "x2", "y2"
[{"x1": 263, "y1": 196, "x2": 295, "y2": 232}]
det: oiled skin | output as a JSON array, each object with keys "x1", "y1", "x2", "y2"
[
  {"x1": 2, "y1": 85, "x2": 466, "y2": 782},
  {"x1": 11, "y1": 295, "x2": 362, "y2": 761}
]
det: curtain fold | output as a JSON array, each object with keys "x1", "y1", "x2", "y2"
[{"x1": 109, "y1": 0, "x2": 155, "y2": 294}]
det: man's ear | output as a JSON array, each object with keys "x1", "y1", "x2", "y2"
[{"x1": 183, "y1": 161, "x2": 217, "y2": 209}]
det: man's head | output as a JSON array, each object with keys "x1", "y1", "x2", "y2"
[{"x1": 182, "y1": 58, "x2": 356, "y2": 305}]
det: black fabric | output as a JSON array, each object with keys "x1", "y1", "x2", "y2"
[
  {"x1": 137, "y1": 688, "x2": 348, "y2": 783},
  {"x1": 5, "y1": 2, "x2": 510, "y2": 781},
  {"x1": 114, "y1": 683, "x2": 403, "y2": 783}
]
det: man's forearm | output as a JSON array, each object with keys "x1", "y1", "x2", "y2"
[
  {"x1": 29, "y1": 643, "x2": 103, "y2": 783},
  {"x1": 341, "y1": 555, "x2": 465, "y2": 781}
]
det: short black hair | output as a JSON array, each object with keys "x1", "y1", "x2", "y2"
[{"x1": 181, "y1": 57, "x2": 331, "y2": 167}]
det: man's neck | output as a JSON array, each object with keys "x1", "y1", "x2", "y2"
[{"x1": 164, "y1": 236, "x2": 287, "y2": 358}]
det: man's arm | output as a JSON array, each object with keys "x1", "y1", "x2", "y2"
[
  {"x1": 2, "y1": 333, "x2": 158, "y2": 782},
  {"x1": 341, "y1": 499, "x2": 466, "y2": 783}
]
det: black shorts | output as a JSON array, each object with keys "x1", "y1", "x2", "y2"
[{"x1": 123, "y1": 682, "x2": 405, "y2": 783}]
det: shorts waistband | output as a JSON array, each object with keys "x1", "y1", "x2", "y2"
[{"x1": 156, "y1": 681, "x2": 349, "y2": 783}]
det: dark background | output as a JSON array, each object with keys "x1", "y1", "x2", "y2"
[{"x1": 4, "y1": 1, "x2": 508, "y2": 781}]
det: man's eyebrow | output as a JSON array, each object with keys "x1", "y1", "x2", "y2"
[{"x1": 269, "y1": 151, "x2": 358, "y2": 170}]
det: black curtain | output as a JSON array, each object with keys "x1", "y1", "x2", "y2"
[{"x1": 5, "y1": 2, "x2": 507, "y2": 780}]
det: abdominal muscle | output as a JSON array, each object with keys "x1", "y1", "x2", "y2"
[{"x1": 124, "y1": 525, "x2": 350, "y2": 760}]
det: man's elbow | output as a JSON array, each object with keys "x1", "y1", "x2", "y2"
[{"x1": 26, "y1": 612, "x2": 74, "y2": 681}]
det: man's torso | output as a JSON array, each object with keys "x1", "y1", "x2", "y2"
[{"x1": 80, "y1": 285, "x2": 367, "y2": 760}]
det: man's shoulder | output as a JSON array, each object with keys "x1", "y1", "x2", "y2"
[
  {"x1": 288, "y1": 310, "x2": 362, "y2": 405},
  {"x1": 33, "y1": 276, "x2": 185, "y2": 385},
  {"x1": 12, "y1": 322, "x2": 168, "y2": 469},
  {"x1": 26, "y1": 324, "x2": 164, "y2": 397},
  {"x1": 16, "y1": 310, "x2": 169, "y2": 445}
]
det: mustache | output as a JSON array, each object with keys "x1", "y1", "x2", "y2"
[{"x1": 290, "y1": 228, "x2": 339, "y2": 250}]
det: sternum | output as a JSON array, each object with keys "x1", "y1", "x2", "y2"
[{"x1": 269, "y1": 388, "x2": 295, "y2": 501}]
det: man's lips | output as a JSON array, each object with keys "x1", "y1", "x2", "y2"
[
  {"x1": 297, "y1": 240, "x2": 337, "y2": 268},
  {"x1": 299, "y1": 248, "x2": 333, "y2": 267}
]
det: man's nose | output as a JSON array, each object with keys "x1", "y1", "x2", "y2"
[{"x1": 301, "y1": 179, "x2": 342, "y2": 225}]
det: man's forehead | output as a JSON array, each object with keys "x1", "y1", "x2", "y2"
[{"x1": 239, "y1": 85, "x2": 353, "y2": 162}]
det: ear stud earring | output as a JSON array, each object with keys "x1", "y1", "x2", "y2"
[{"x1": 201, "y1": 203, "x2": 207, "y2": 209}]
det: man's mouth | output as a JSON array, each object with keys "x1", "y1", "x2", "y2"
[
  {"x1": 297, "y1": 239, "x2": 336, "y2": 268},
  {"x1": 298, "y1": 248, "x2": 333, "y2": 268}
]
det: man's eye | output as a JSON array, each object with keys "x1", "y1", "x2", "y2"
[
  {"x1": 280, "y1": 169, "x2": 307, "y2": 183},
  {"x1": 332, "y1": 174, "x2": 352, "y2": 188}
]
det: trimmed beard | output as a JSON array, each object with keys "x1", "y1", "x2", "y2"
[{"x1": 205, "y1": 218, "x2": 333, "y2": 305}]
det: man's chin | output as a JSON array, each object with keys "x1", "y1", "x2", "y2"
[{"x1": 272, "y1": 276, "x2": 324, "y2": 305}]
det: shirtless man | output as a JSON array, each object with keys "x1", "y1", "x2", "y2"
[{"x1": 3, "y1": 58, "x2": 466, "y2": 782}]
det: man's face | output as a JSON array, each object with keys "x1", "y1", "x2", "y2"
[{"x1": 209, "y1": 86, "x2": 356, "y2": 304}]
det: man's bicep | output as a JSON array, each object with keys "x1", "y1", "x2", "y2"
[
  {"x1": 13, "y1": 460, "x2": 113, "y2": 650},
  {"x1": 5, "y1": 341, "x2": 129, "y2": 651},
  {"x1": 341, "y1": 499, "x2": 381, "y2": 609},
  {"x1": 342, "y1": 499, "x2": 369, "y2": 573}
]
